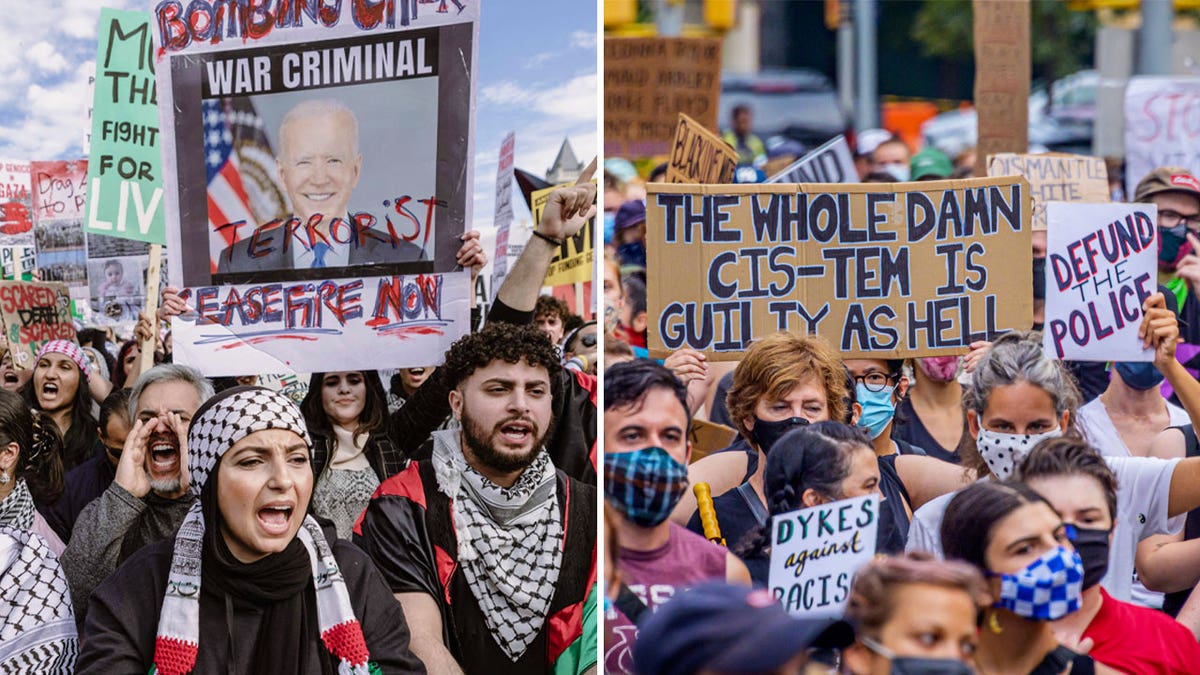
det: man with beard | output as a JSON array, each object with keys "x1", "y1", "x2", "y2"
[
  {"x1": 60, "y1": 364, "x2": 213, "y2": 623},
  {"x1": 602, "y1": 361, "x2": 750, "y2": 674},
  {"x1": 355, "y1": 322, "x2": 596, "y2": 675}
]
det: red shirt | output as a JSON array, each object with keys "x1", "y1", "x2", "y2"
[{"x1": 1083, "y1": 588, "x2": 1200, "y2": 675}]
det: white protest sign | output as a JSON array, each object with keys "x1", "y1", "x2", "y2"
[
  {"x1": 1124, "y1": 77, "x2": 1200, "y2": 199},
  {"x1": 1044, "y1": 202, "x2": 1157, "y2": 362},
  {"x1": 766, "y1": 135, "x2": 857, "y2": 184},
  {"x1": 768, "y1": 494, "x2": 879, "y2": 618},
  {"x1": 171, "y1": 270, "x2": 471, "y2": 376}
]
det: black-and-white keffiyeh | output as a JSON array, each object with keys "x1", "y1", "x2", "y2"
[
  {"x1": 0, "y1": 479, "x2": 36, "y2": 532},
  {"x1": 431, "y1": 429, "x2": 562, "y2": 661},
  {"x1": 0, "y1": 526, "x2": 77, "y2": 674}
]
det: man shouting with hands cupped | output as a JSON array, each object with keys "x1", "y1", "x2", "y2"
[{"x1": 61, "y1": 364, "x2": 214, "y2": 624}]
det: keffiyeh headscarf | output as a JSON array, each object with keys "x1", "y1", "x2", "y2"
[
  {"x1": 0, "y1": 478, "x2": 36, "y2": 532},
  {"x1": 431, "y1": 429, "x2": 562, "y2": 661},
  {"x1": 0, "y1": 526, "x2": 77, "y2": 673},
  {"x1": 34, "y1": 340, "x2": 89, "y2": 383},
  {"x1": 153, "y1": 386, "x2": 370, "y2": 675}
]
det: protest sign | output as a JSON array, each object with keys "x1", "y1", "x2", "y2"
[
  {"x1": 0, "y1": 248, "x2": 35, "y2": 282},
  {"x1": 1124, "y1": 77, "x2": 1200, "y2": 198},
  {"x1": 0, "y1": 160, "x2": 34, "y2": 246},
  {"x1": 0, "y1": 281, "x2": 74, "y2": 371},
  {"x1": 153, "y1": 2, "x2": 478, "y2": 373},
  {"x1": 987, "y1": 153, "x2": 1109, "y2": 231},
  {"x1": 84, "y1": 226, "x2": 151, "y2": 325},
  {"x1": 1043, "y1": 202, "x2": 1157, "y2": 362},
  {"x1": 604, "y1": 37, "x2": 723, "y2": 158},
  {"x1": 171, "y1": 270, "x2": 471, "y2": 377},
  {"x1": 29, "y1": 161, "x2": 89, "y2": 307},
  {"x1": 645, "y1": 178, "x2": 1033, "y2": 359},
  {"x1": 766, "y1": 135, "x2": 857, "y2": 184},
  {"x1": 768, "y1": 494, "x2": 879, "y2": 618},
  {"x1": 531, "y1": 183, "x2": 596, "y2": 288},
  {"x1": 666, "y1": 113, "x2": 737, "y2": 184},
  {"x1": 85, "y1": 9, "x2": 167, "y2": 245},
  {"x1": 973, "y1": 0, "x2": 1030, "y2": 176},
  {"x1": 688, "y1": 418, "x2": 739, "y2": 465},
  {"x1": 492, "y1": 132, "x2": 517, "y2": 289},
  {"x1": 153, "y1": 3, "x2": 479, "y2": 289}
]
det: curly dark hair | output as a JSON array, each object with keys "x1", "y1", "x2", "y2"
[
  {"x1": 534, "y1": 295, "x2": 571, "y2": 325},
  {"x1": 0, "y1": 388, "x2": 64, "y2": 504},
  {"x1": 441, "y1": 323, "x2": 562, "y2": 393}
]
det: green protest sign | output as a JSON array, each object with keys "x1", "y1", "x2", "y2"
[{"x1": 84, "y1": 8, "x2": 166, "y2": 245}]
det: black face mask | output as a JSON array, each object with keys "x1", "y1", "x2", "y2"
[
  {"x1": 1073, "y1": 526, "x2": 1111, "y2": 590},
  {"x1": 750, "y1": 416, "x2": 808, "y2": 453},
  {"x1": 1032, "y1": 257, "x2": 1047, "y2": 300},
  {"x1": 889, "y1": 658, "x2": 974, "y2": 675}
]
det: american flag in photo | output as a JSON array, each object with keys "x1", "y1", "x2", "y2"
[{"x1": 203, "y1": 99, "x2": 259, "y2": 272}]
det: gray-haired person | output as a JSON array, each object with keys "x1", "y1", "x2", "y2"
[{"x1": 60, "y1": 364, "x2": 214, "y2": 623}]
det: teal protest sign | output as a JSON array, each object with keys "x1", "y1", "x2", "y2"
[{"x1": 84, "y1": 8, "x2": 166, "y2": 245}]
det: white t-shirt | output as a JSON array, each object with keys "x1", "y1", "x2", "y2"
[
  {"x1": 1075, "y1": 397, "x2": 1191, "y2": 458},
  {"x1": 1075, "y1": 398, "x2": 1190, "y2": 607},
  {"x1": 906, "y1": 455, "x2": 1182, "y2": 603}
]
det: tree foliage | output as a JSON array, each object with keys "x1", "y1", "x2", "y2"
[{"x1": 912, "y1": 0, "x2": 1097, "y2": 81}]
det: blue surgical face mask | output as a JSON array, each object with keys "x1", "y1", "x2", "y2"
[
  {"x1": 855, "y1": 384, "x2": 896, "y2": 441},
  {"x1": 603, "y1": 211, "x2": 616, "y2": 245},
  {"x1": 603, "y1": 446, "x2": 689, "y2": 528},
  {"x1": 990, "y1": 544, "x2": 1083, "y2": 621},
  {"x1": 1114, "y1": 361, "x2": 1165, "y2": 391}
]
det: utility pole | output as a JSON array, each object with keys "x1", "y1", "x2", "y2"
[
  {"x1": 838, "y1": 1, "x2": 856, "y2": 127},
  {"x1": 854, "y1": 0, "x2": 878, "y2": 129},
  {"x1": 1137, "y1": 0, "x2": 1172, "y2": 75}
]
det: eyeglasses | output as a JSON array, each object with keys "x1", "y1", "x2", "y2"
[
  {"x1": 853, "y1": 372, "x2": 899, "y2": 393},
  {"x1": 1159, "y1": 209, "x2": 1200, "y2": 238}
]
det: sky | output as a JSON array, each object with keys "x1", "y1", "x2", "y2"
[{"x1": 0, "y1": 0, "x2": 599, "y2": 234}]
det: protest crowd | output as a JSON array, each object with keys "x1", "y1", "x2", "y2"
[{"x1": 600, "y1": 3, "x2": 1200, "y2": 673}]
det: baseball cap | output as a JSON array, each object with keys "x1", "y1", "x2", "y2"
[
  {"x1": 631, "y1": 582, "x2": 854, "y2": 675},
  {"x1": 855, "y1": 128, "x2": 892, "y2": 157},
  {"x1": 614, "y1": 200, "x2": 646, "y2": 233},
  {"x1": 1134, "y1": 167, "x2": 1200, "y2": 202},
  {"x1": 910, "y1": 147, "x2": 953, "y2": 180}
]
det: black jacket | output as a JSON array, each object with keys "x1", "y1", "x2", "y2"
[
  {"x1": 78, "y1": 523, "x2": 425, "y2": 674},
  {"x1": 309, "y1": 427, "x2": 408, "y2": 484}
]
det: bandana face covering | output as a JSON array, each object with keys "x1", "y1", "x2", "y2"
[
  {"x1": 990, "y1": 545, "x2": 1083, "y2": 621},
  {"x1": 975, "y1": 427, "x2": 1062, "y2": 480},
  {"x1": 603, "y1": 447, "x2": 688, "y2": 527},
  {"x1": 1160, "y1": 228, "x2": 1191, "y2": 269}
]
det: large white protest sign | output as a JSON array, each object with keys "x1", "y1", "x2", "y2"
[
  {"x1": 766, "y1": 136, "x2": 857, "y2": 185},
  {"x1": 1044, "y1": 202, "x2": 1157, "y2": 362},
  {"x1": 171, "y1": 270, "x2": 470, "y2": 376},
  {"x1": 152, "y1": 2, "x2": 478, "y2": 373},
  {"x1": 768, "y1": 494, "x2": 879, "y2": 618},
  {"x1": 1124, "y1": 77, "x2": 1200, "y2": 199}
]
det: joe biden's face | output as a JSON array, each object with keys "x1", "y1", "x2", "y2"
[{"x1": 277, "y1": 110, "x2": 362, "y2": 225}]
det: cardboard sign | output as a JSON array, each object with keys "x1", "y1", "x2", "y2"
[
  {"x1": 1044, "y1": 202, "x2": 1157, "y2": 362},
  {"x1": 85, "y1": 9, "x2": 167, "y2": 245},
  {"x1": 988, "y1": 153, "x2": 1109, "y2": 231},
  {"x1": 973, "y1": 0, "x2": 1030, "y2": 176},
  {"x1": 0, "y1": 281, "x2": 75, "y2": 371},
  {"x1": 768, "y1": 494, "x2": 879, "y2": 618},
  {"x1": 604, "y1": 37, "x2": 723, "y2": 158},
  {"x1": 1124, "y1": 77, "x2": 1200, "y2": 198},
  {"x1": 666, "y1": 113, "x2": 738, "y2": 184},
  {"x1": 646, "y1": 178, "x2": 1033, "y2": 359},
  {"x1": 688, "y1": 418, "x2": 739, "y2": 465},
  {"x1": 171, "y1": 270, "x2": 471, "y2": 377},
  {"x1": 766, "y1": 135, "x2": 858, "y2": 184},
  {"x1": 531, "y1": 183, "x2": 596, "y2": 288},
  {"x1": 152, "y1": 2, "x2": 478, "y2": 373}
]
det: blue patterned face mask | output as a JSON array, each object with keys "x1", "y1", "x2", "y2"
[
  {"x1": 990, "y1": 544, "x2": 1083, "y2": 621},
  {"x1": 603, "y1": 447, "x2": 689, "y2": 528}
]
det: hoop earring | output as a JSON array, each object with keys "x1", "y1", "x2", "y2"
[{"x1": 988, "y1": 610, "x2": 1003, "y2": 635}]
